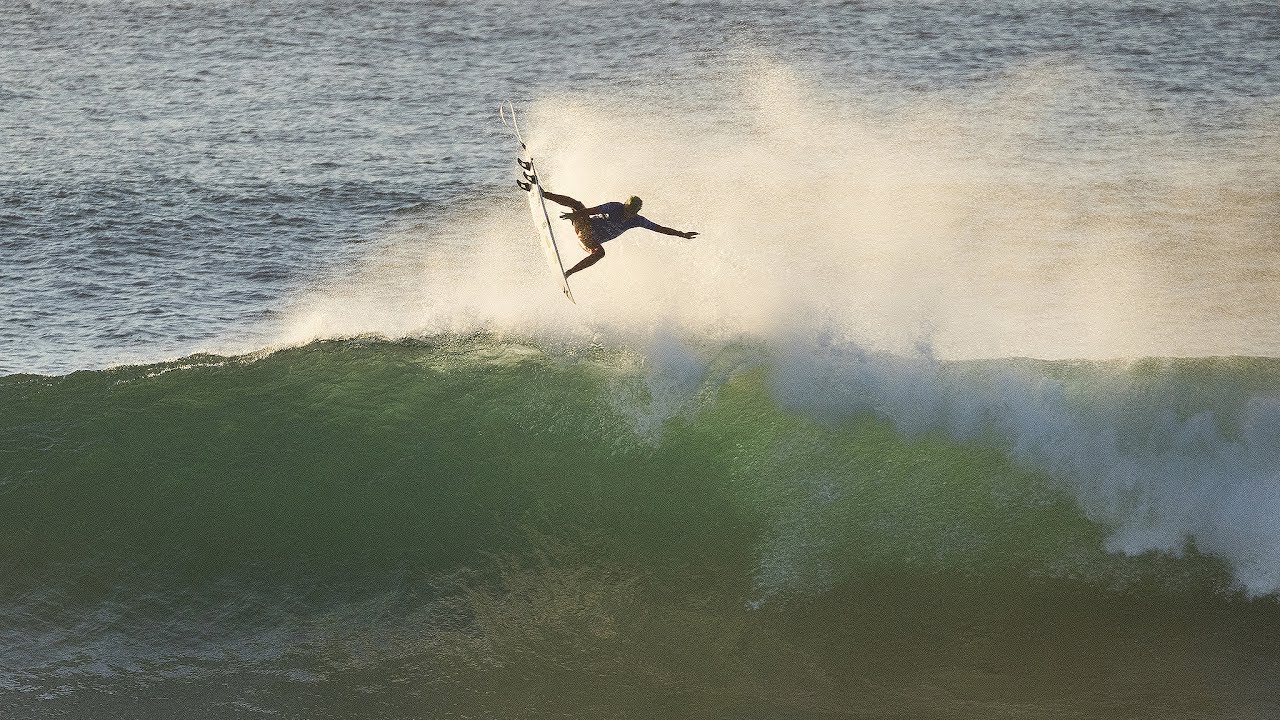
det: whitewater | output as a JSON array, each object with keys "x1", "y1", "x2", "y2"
[
  {"x1": 262, "y1": 74, "x2": 1280, "y2": 596},
  {"x1": 3, "y1": 1, "x2": 1279, "y2": 718}
]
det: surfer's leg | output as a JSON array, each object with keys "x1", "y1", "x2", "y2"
[
  {"x1": 564, "y1": 245, "x2": 605, "y2": 278},
  {"x1": 541, "y1": 191, "x2": 585, "y2": 211}
]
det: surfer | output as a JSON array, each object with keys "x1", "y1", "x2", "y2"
[{"x1": 540, "y1": 191, "x2": 698, "y2": 278}]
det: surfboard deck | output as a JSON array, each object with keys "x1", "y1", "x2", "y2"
[{"x1": 500, "y1": 101, "x2": 575, "y2": 303}]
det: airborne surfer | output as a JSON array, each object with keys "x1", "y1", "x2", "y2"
[{"x1": 539, "y1": 191, "x2": 699, "y2": 278}]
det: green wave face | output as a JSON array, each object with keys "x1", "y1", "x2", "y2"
[{"x1": 2, "y1": 338, "x2": 1277, "y2": 718}]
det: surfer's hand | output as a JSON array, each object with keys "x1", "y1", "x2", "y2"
[{"x1": 681, "y1": 230, "x2": 699, "y2": 239}]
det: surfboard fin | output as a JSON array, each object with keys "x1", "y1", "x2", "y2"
[{"x1": 516, "y1": 180, "x2": 533, "y2": 192}]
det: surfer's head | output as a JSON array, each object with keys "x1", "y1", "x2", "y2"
[{"x1": 624, "y1": 195, "x2": 642, "y2": 216}]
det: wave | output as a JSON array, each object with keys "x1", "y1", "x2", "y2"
[
  {"x1": 5, "y1": 335, "x2": 1280, "y2": 713},
  {"x1": 3, "y1": 336, "x2": 1277, "y2": 599},
  {"x1": 200, "y1": 65, "x2": 1280, "y2": 598}
]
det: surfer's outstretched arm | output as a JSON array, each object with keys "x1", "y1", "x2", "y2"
[{"x1": 645, "y1": 221, "x2": 699, "y2": 240}]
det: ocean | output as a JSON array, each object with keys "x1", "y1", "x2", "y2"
[{"x1": 3, "y1": 1, "x2": 1279, "y2": 717}]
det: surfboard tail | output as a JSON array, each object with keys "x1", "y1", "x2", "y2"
[{"x1": 498, "y1": 101, "x2": 527, "y2": 150}]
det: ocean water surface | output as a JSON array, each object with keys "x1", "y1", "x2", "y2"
[{"x1": 3, "y1": 1, "x2": 1280, "y2": 717}]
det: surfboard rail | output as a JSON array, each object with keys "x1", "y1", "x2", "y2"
[{"x1": 500, "y1": 101, "x2": 575, "y2": 303}]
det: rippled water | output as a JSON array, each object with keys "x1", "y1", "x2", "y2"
[{"x1": 3, "y1": 0, "x2": 1278, "y2": 374}]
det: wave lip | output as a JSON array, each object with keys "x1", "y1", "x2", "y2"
[{"x1": 773, "y1": 341, "x2": 1280, "y2": 596}]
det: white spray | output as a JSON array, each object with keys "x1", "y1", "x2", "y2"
[{"x1": 270, "y1": 61, "x2": 1280, "y2": 594}]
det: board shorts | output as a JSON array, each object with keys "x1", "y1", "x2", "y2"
[{"x1": 569, "y1": 218, "x2": 600, "y2": 251}]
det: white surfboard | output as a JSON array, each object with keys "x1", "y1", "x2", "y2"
[{"x1": 500, "y1": 102, "x2": 575, "y2": 303}]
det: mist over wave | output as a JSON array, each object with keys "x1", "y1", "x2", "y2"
[
  {"x1": 247, "y1": 64, "x2": 1280, "y2": 597},
  {"x1": 272, "y1": 61, "x2": 1280, "y2": 360}
]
